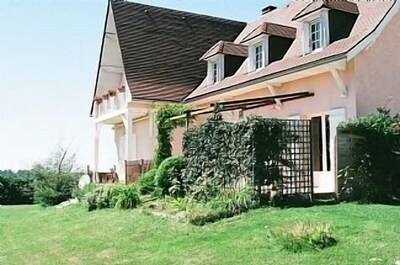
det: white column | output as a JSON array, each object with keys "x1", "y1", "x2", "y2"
[
  {"x1": 321, "y1": 116, "x2": 328, "y2": 172},
  {"x1": 94, "y1": 123, "x2": 102, "y2": 182},
  {"x1": 125, "y1": 111, "x2": 134, "y2": 161}
]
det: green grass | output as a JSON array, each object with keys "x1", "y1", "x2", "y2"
[{"x1": 0, "y1": 203, "x2": 399, "y2": 265}]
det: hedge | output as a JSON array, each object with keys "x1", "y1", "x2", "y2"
[{"x1": 182, "y1": 112, "x2": 290, "y2": 201}]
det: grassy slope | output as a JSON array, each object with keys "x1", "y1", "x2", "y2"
[{"x1": 0, "y1": 204, "x2": 399, "y2": 265}]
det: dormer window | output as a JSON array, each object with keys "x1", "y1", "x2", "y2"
[
  {"x1": 241, "y1": 22, "x2": 296, "y2": 72},
  {"x1": 247, "y1": 38, "x2": 268, "y2": 72},
  {"x1": 207, "y1": 56, "x2": 224, "y2": 85},
  {"x1": 254, "y1": 42, "x2": 265, "y2": 70},
  {"x1": 201, "y1": 41, "x2": 247, "y2": 86},
  {"x1": 310, "y1": 18, "x2": 322, "y2": 51},
  {"x1": 211, "y1": 62, "x2": 218, "y2": 84},
  {"x1": 292, "y1": 0, "x2": 359, "y2": 55}
]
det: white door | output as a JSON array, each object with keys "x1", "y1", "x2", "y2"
[{"x1": 310, "y1": 108, "x2": 346, "y2": 193}]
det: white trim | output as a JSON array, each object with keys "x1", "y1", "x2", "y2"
[
  {"x1": 347, "y1": 1, "x2": 400, "y2": 61},
  {"x1": 94, "y1": 108, "x2": 127, "y2": 124},
  {"x1": 207, "y1": 54, "x2": 224, "y2": 85},
  {"x1": 247, "y1": 35, "x2": 269, "y2": 72},
  {"x1": 267, "y1": 84, "x2": 283, "y2": 108},
  {"x1": 124, "y1": 111, "x2": 134, "y2": 161},
  {"x1": 94, "y1": 123, "x2": 103, "y2": 181},
  {"x1": 321, "y1": 116, "x2": 328, "y2": 172},
  {"x1": 328, "y1": 66, "x2": 348, "y2": 97},
  {"x1": 303, "y1": 9, "x2": 330, "y2": 55}
]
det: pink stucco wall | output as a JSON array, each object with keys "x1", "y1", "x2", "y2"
[
  {"x1": 353, "y1": 11, "x2": 400, "y2": 116},
  {"x1": 236, "y1": 69, "x2": 356, "y2": 120}
]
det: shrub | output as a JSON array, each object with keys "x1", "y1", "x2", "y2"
[
  {"x1": 155, "y1": 156, "x2": 186, "y2": 197},
  {"x1": 267, "y1": 222, "x2": 337, "y2": 253},
  {"x1": 186, "y1": 187, "x2": 259, "y2": 225},
  {"x1": 72, "y1": 183, "x2": 97, "y2": 201},
  {"x1": 114, "y1": 184, "x2": 141, "y2": 210},
  {"x1": 85, "y1": 184, "x2": 140, "y2": 211},
  {"x1": 137, "y1": 169, "x2": 156, "y2": 195},
  {"x1": 33, "y1": 168, "x2": 79, "y2": 206},
  {"x1": 0, "y1": 174, "x2": 34, "y2": 205},
  {"x1": 209, "y1": 187, "x2": 259, "y2": 213},
  {"x1": 338, "y1": 109, "x2": 400, "y2": 203},
  {"x1": 85, "y1": 184, "x2": 121, "y2": 211}
]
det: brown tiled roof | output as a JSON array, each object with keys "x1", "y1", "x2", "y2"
[
  {"x1": 111, "y1": 0, "x2": 246, "y2": 102},
  {"x1": 241, "y1": 22, "x2": 297, "y2": 43},
  {"x1": 200, "y1": 41, "x2": 248, "y2": 60},
  {"x1": 293, "y1": 0, "x2": 359, "y2": 21},
  {"x1": 186, "y1": 0, "x2": 396, "y2": 101}
]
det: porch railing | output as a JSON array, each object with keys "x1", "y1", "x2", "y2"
[{"x1": 125, "y1": 159, "x2": 154, "y2": 184}]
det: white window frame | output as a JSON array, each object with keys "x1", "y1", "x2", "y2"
[
  {"x1": 310, "y1": 18, "x2": 322, "y2": 52},
  {"x1": 247, "y1": 36, "x2": 268, "y2": 72},
  {"x1": 207, "y1": 54, "x2": 224, "y2": 86},
  {"x1": 254, "y1": 42, "x2": 264, "y2": 70},
  {"x1": 300, "y1": 9, "x2": 330, "y2": 55}
]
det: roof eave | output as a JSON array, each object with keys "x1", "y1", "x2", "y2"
[
  {"x1": 90, "y1": 1, "x2": 111, "y2": 117},
  {"x1": 184, "y1": 53, "x2": 347, "y2": 103}
]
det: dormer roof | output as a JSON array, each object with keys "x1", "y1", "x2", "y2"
[
  {"x1": 241, "y1": 22, "x2": 297, "y2": 43},
  {"x1": 292, "y1": 0, "x2": 359, "y2": 21},
  {"x1": 200, "y1": 41, "x2": 248, "y2": 61}
]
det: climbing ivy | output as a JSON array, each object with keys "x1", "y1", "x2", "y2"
[
  {"x1": 182, "y1": 112, "x2": 290, "y2": 201},
  {"x1": 154, "y1": 104, "x2": 191, "y2": 167}
]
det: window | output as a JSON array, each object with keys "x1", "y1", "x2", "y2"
[
  {"x1": 212, "y1": 62, "x2": 218, "y2": 84},
  {"x1": 254, "y1": 42, "x2": 264, "y2": 69},
  {"x1": 310, "y1": 19, "x2": 322, "y2": 51},
  {"x1": 207, "y1": 57, "x2": 224, "y2": 85}
]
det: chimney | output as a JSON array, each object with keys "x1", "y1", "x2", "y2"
[{"x1": 262, "y1": 5, "x2": 277, "y2": 15}]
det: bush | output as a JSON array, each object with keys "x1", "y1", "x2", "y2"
[
  {"x1": 85, "y1": 184, "x2": 121, "y2": 211},
  {"x1": 114, "y1": 184, "x2": 141, "y2": 210},
  {"x1": 338, "y1": 109, "x2": 400, "y2": 203},
  {"x1": 267, "y1": 222, "x2": 337, "y2": 253},
  {"x1": 185, "y1": 187, "x2": 259, "y2": 225},
  {"x1": 33, "y1": 168, "x2": 79, "y2": 206},
  {"x1": 72, "y1": 183, "x2": 97, "y2": 201},
  {"x1": 85, "y1": 184, "x2": 140, "y2": 211},
  {"x1": 155, "y1": 156, "x2": 186, "y2": 197},
  {"x1": 0, "y1": 175, "x2": 34, "y2": 205},
  {"x1": 137, "y1": 169, "x2": 156, "y2": 195}
]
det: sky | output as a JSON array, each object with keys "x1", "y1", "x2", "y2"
[{"x1": 0, "y1": 0, "x2": 286, "y2": 171}]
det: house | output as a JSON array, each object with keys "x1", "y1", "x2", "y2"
[
  {"x1": 91, "y1": 0, "x2": 400, "y2": 193},
  {"x1": 91, "y1": 0, "x2": 246, "y2": 181}
]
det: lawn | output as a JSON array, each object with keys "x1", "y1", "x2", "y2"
[{"x1": 0, "y1": 203, "x2": 399, "y2": 265}]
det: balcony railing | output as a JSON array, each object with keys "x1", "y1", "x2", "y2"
[{"x1": 94, "y1": 89, "x2": 127, "y2": 118}]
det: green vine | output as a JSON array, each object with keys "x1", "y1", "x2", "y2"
[
  {"x1": 154, "y1": 104, "x2": 191, "y2": 167},
  {"x1": 182, "y1": 112, "x2": 290, "y2": 201}
]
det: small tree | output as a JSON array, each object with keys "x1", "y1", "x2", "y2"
[{"x1": 33, "y1": 145, "x2": 81, "y2": 206}]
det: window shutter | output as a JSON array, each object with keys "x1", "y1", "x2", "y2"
[{"x1": 303, "y1": 23, "x2": 311, "y2": 54}]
